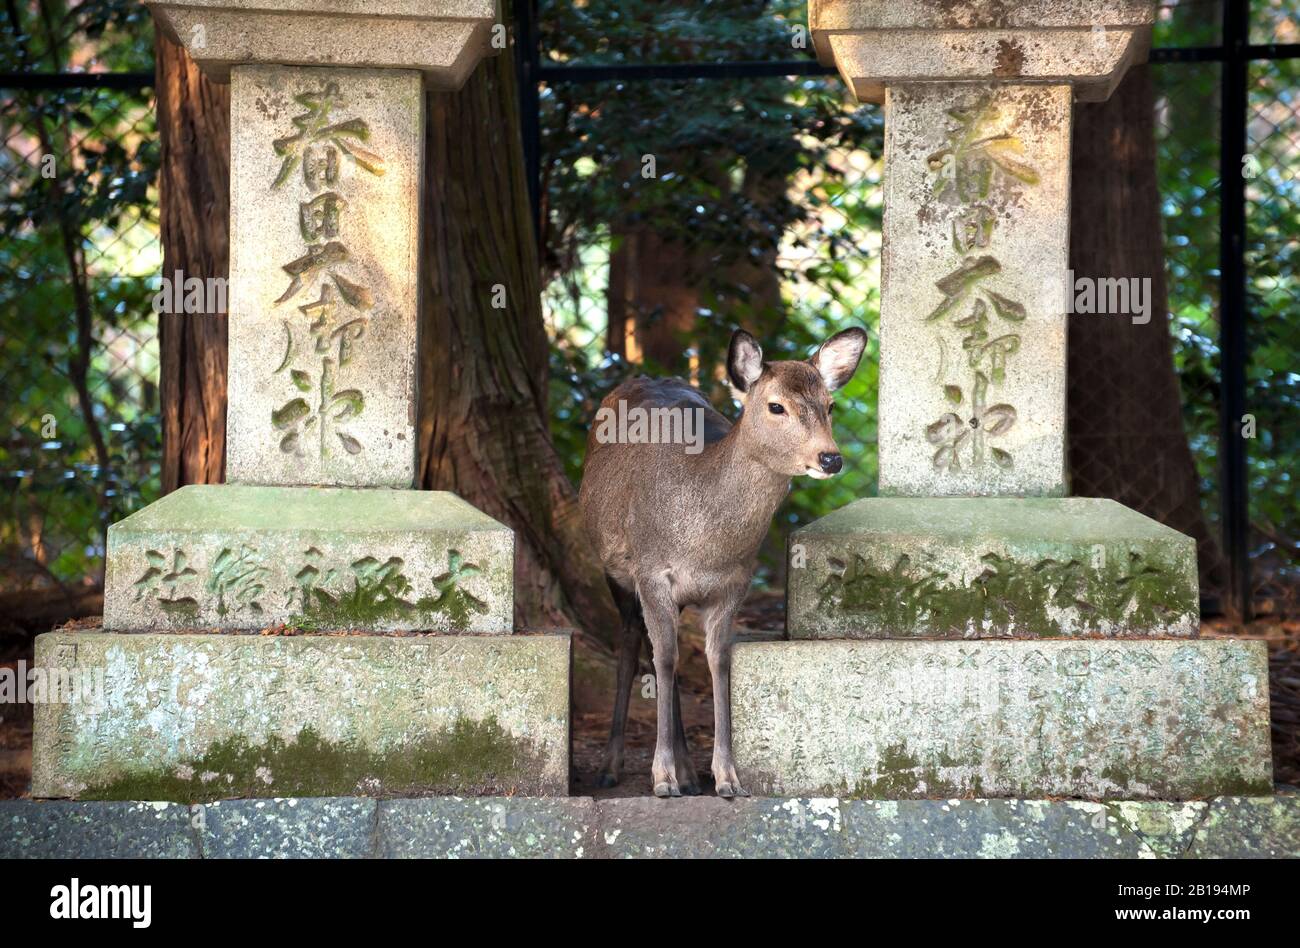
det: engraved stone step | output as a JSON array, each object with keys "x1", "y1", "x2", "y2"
[
  {"x1": 787, "y1": 497, "x2": 1198, "y2": 639},
  {"x1": 103, "y1": 485, "x2": 513, "y2": 633},
  {"x1": 732, "y1": 639, "x2": 1272, "y2": 801},
  {"x1": 32, "y1": 630, "x2": 569, "y2": 800}
]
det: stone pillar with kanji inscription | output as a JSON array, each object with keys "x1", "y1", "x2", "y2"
[
  {"x1": 31, "y1": 2, "x2": 572, "y2": 802},
  {"x1": 730, "y1": 1, "x2": 1274, "y2": 800}
]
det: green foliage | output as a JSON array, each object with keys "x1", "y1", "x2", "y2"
[
  {"x1": 0, "y1": 1, "x2": 159, "y2": 591},
  {"x1": 1154, "y1": 60, "x2": 1224, "y2": 530},
  {"x1": 1153, "y1": 30, "x2": 1300, "y2": 588},
  {"x1": 1243, "y1": 57, "x2": 1300, "y2": 547}
]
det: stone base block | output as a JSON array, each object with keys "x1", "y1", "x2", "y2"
[
  {"x1": 788, "y1": 497, "x2": 1198, "y2": 639},
  {"x1": 4, "y1": 795, "x2": 1296, "y2": 859},
  {"x1": 732, "y1": 639, "x2": 1271, "y2": 800},
  {"x1": 32, "y1": 630, "x2": 569, "y2": 801},
  {"x1": 103, "y1": 485, "x2": 513, "y2": 633}
]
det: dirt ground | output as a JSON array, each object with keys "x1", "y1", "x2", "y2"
[
  {"x1": 2, "y1": 598, "x2": 1297, "y2": 800},
  {"x1": 0, "y1": 690, "x2": 31, "y2": 800}
]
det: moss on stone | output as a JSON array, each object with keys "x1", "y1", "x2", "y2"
[
  {"x1": 783, "y1": 744, "x2": 988, "y2": 800},
  {"x1": 80, "y1": 715, "x2": 550, "y2": 803},
  {"x1": 814, "y1": 547, "x2": 1194, "y2": 637},
  {"x1": 1172, "y1": 769, "x2": 1274, "y2": 801},
  {"x1": 827, "y1": 762, "x2": 1269, "y2": 802},
  {"x1": 772, "y1": 746, "x2": 1268, "y2": 803}
]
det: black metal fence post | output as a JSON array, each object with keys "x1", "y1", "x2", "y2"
[
  {"x1": 1220, "y1": 0, "x2": 1252, "y2": 623},
  {"x1": 513, "y1": 0, "x2": 542, "y2": 240}
]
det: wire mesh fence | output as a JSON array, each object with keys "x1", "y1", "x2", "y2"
[
  {"x1": 0, "y1": 82, "x2": 160, "y2": 601},
  {"x1": 1245, "y1": 54, "x2": 1300, "y2": 616},
  {"x1": 1152, "y1": 58, "x2": 1228, "y2": 605}
]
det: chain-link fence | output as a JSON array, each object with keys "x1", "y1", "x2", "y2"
[
  {"x1": 0, "y1": 81, "x2": 160, "y2": 610},
  {"x1": 1245, "y1": 52, "x2": 1299, "y2": 617},
  {"x1": 0, "y1": 0, "x2": 1296, "y2": 624},
  {"x1": 0, "y1": 0, "x2": 159, "y2": 625}
]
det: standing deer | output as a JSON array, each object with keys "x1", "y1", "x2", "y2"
[{"x1": 580, "y1": 327, "x2": 867, "y2": 797}]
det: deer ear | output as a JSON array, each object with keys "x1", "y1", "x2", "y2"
[
  {"x1": 727, "y1": 329, "x2": 764, "y2": 393},
  {"x1": 811, "y1": 327, "x2": 867, "y2": 393}
]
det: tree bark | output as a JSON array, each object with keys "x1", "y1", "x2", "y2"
[
  {"x1": 155, "y1": 27, "x2": 229, "y2": 492},
  {"x1": 420, "y1": 45, "x2": 620, "y2": 641},
  {"x1": 606, "y1": 226, "x2": 705, "y2": 373},
  {"x1": 605, "y1": 163, "x2": 787, "y2": 378},
  {"x1": 1068, "y1": 64, "x2": 1227, "y2": 600}
]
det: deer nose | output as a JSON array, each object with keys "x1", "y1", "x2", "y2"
[{"x1": 818, "y1": 452, "x2": 843, "y2": 475}]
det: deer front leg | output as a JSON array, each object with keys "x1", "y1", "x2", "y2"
[
  {"x1": 637, "y1": 576, "x2": 681, "y2": 798},
  {"x1": 701, "y1": 588, "x2": 749, "y2": 799}
]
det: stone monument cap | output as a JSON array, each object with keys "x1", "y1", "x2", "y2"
[
  {"x1": 808, "y1": 0, "x2": 1155, "y2": 103},
  {"x1": 147, "y1": 0, "x2": 501, "y2": 86}
]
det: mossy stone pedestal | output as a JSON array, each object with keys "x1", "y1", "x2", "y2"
[
  {"x1": 104, "y1": 485, "x2": 514, "y2": 633},
  {"x1": 788, "y1": 497, "x2": 1198, "y2": 639},
  {"x1": 32, "y1": 631, "x2": 570, "y2": 801},
  {"x1": 732, "y1": 1, "x2": 1274, "y2": 803},
  {"x1": 731, "y1": 638, "x2": 1272, "y2": 800}
]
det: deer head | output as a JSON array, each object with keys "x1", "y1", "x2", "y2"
[{"x1": 726, "y1": 327, "x2": 868, "y2": 479}]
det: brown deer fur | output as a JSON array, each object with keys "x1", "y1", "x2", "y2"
[{"x1": 579, "y1": 328, "x2": 867, "y2": 797}]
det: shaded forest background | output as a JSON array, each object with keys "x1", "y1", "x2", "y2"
[
  {"x1": 1, "y1": 0, "x2": 1298, "y2": 641},
  {"x1": 1, "y1": 0, "x2": 1299, "y2": 792}
]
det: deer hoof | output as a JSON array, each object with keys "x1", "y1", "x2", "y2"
[
  {"x1": 596, "y1": 771, "x2": 620, "y2": 789},
  {"x1": 715, "y1": 781, "x2": 750, "y2": 799},
  {"x1": 653, "y1": 780, "x2": 682, "y2": 798}
]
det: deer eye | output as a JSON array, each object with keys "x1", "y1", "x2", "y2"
[{"x1": 768, "y1": 402, "x2": 786, "y2": 415}]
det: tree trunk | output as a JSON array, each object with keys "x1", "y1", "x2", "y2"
[
  {"x1": 1068, "y1": 65, "x2": 1227, "y2": 601},
  {"x1": 420, "y1": 45, "x2": 620, "y2": 641},
  {"x1": 606, "y1": 226, "x2": 705, "y2": 374},
  {"x1": 605, "y1": 163, "x2": 787, "y2": 379},
  {"x1": 154, "y1": 27, "x2": 229, "y2": 492}
]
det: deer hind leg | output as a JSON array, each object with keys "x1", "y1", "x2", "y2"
[
  {"x1": 597, "y1": 579, "x2": 643, "y2": 789},
  {"x1": 672, "y1": 672, "x2": 701, "y2": 795},
  {"x1": 637, "y1": 575, "x2": 682, "y2": 798}
]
